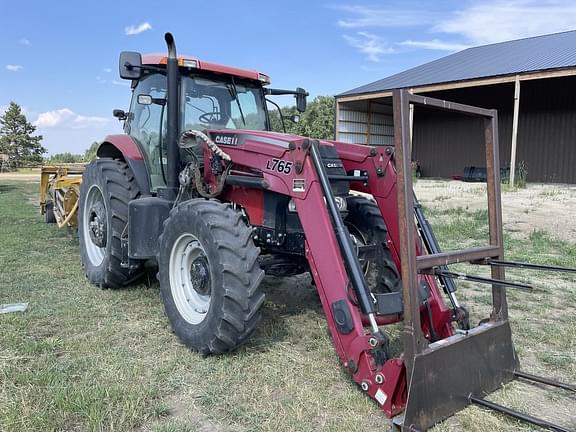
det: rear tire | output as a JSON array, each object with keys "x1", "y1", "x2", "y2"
[
  {"x1": 78, "y1": 158, "x2": 143, "y2": 288},
  {"x1": 158, "y1": 199, "x2": 265, "y2": 355},
  {"x1": 45, "y1": 200, "x2": 57, "y2": 224},
  {"x1": 345, "y1": 196, "x2": 401, "y2": 293}
]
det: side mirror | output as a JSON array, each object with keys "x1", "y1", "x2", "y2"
[
  {"x1": 112, "y1": 109, "x2": 127, "y2": 121},
  {"x1": 119, "y1": 51, "x2": 142, "y2": 80},
  {"x1": 295, "y1": 88, "x2": 307, "y2": 112}
]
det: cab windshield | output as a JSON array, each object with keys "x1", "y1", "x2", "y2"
[{"x1": 181, "y1": 75, "x2": 268, "y2": 131}]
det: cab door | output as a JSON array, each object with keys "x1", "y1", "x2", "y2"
[{"x1": 126, "y1": 74, "x2": 168, "y2": 192}]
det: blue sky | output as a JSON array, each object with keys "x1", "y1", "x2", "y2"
[{"x1": 2, "y1": 0, "x2": 576, "y2": 155}]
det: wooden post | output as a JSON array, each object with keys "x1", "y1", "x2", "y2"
[
  {"x1": 409, "y1": 103, "x2": 414, "y2": 154},
  {"x1": 509, "y1": 76, "x2": 521, "y2": 187},
  {"x1": 366, "y1": 100, "x2": 372, "y2": 145},
  {"x1": 335, "y1": 100, "x2": 341, "y2": 141}
]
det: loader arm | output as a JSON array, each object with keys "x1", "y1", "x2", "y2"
[
  {"x1": 210, "y1": 132, "x2": 455, "y2": 418},
  {"x1": 204, "y1": 90, "x2": 576, "y2": 432}
]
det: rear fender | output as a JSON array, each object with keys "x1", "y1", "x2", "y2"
[{"x1": 97, "y1": 134, "x2": 151, "y2": 195}]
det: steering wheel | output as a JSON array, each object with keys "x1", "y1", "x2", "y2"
[{"x1": 198, "y1": 111, "x2": 229, "y2": 125}]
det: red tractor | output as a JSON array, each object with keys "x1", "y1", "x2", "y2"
[{"x1": 78, "y1": 34, "x2": 574, "y2": 431}]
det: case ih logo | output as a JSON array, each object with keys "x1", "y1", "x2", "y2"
[
  {"x1": 326, "y1": 162, "x2": 343, "y2": 169},
  {"x1": 214, "y1": 134, "x2": 239, "y2": 146}
]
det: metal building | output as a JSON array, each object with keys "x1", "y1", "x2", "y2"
[{"x1": 336, "y1": 31, "x2": 576, "y2": 184}]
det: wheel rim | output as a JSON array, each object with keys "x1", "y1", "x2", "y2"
[
  {"x1": 169, "y1": 233, "x2": 212, "y2": 325},
  {"x1": 347, "y1": 222, "x2": 371, "y2": 275},
  {"x1": 83, "y1": 185, "x2": 107, "y2": 266}
]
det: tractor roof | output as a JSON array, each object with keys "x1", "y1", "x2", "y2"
[{"x1": 142, "y1": 54, "x2": 270, "y2": 84}]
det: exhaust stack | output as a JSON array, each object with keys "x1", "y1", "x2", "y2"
[{"x1": 164, "y1": 32, "x2": 180, "y2": 198}]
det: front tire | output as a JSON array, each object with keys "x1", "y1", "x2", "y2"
[
  {"x1": 158, "y1": 199, "x2": 265, "y2": 355},
  {"x1": 78, "y1": 158, "x2": 143, "y2": 288},
  {"x1": 345, "y1": 196, "x2": 401, "y2": 294}
]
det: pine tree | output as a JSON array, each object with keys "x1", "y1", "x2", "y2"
[{"x1": 0, "y1": 102, "x2": 46, "y2": 166}]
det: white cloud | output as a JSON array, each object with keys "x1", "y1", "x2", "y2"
[
  {"x1": 334, "y1": 5, "x2": 435, "y2": 28},
  {"x1": 19, "y1": 38, "x2": 30, "y2": 46},
  {"x1": 5, "y1": 64, "x2": 23, "y2": 72},
  {"x1": 103, "y1": 68, "x2": 112, "y2": 73},
  {"x1": 125, "y1": 21, "x2": 152, "y2": 36},
  {"x1": 96, "y1": 77, "x2": 129, "y2": 87},
  {"x1": 435, "y1": 0, "x2": 576, "y2": 45},
  {"x1": 335, "y1": 0, "x2": 576, "y2": 55},
  {"x1": 343, "y1": 32, "x2": 395, "y2": 62},
  {"x1": 398, "y1": 39, "x2": 471, "y2": 52},
  {"x1": 34, "y1": 108, "x2": 111, "y2": 129}
]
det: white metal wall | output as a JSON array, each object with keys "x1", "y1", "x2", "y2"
[{"x1": 337, "y1": 100, "x2": 394, "y2": 146}]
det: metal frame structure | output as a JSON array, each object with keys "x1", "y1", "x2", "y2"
[
  {"x1": 392, "y1": 89, "x2": 574, "y2": 432},
  {"x1": 394, "y1": 88, "x2": 506, "y2": 350}
]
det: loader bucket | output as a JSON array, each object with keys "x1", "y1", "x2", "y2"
[{"x1": 401, "y1": 321, "x2": 518, "y2": 430}]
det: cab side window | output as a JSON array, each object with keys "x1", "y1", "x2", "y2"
[{"x1": 128, "y1": 74, "x2": 167, "y2": 191}]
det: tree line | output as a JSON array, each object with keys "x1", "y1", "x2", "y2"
[
  {"x1": 0, "y1": 97, "x2": 336, "y2": 168},
  {"x1": 45, "y1": 142, "x2": 98, "y2": 164},
  {"x1": 268, "y1": 95, "x2": 335, "y2": 139}
]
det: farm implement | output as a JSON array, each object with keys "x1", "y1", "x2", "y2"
[
  {"x1": 40, "y1": 164, "x2": 85, "y2": 227},
  {"x1": 41, "y1": 33, "x2": 575, "y2": 430}
]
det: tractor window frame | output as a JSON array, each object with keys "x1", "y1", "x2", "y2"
[{"x1": 126, "y1": 73, "x2": 168, "y2": 192}]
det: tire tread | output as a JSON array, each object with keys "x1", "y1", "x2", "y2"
[
  {"x1": 158, "y1": 199, "x2": 265, "y2": 354},
  {"x1": 79, "y1": 158, "x2": 143, "y2": 288}
]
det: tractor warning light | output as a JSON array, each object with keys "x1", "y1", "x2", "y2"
[
  {"x1": 258, "y1": 73, "x2": 270, "y2": 85},
  {"x1": 180, "y1": 59, "x2": 198, "y2": 69}
]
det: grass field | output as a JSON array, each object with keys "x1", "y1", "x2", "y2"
[{"x1": 1, "y1": 180, "x2": 575, "y2": 432}]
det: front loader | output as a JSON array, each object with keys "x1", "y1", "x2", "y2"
[{"x1": 76, "y1": 33, "x2": 575, "y2": 430}]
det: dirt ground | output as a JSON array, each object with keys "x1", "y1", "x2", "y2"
[
  {"x1": 0, "y1": 172, "x2": 41, "y2": 181},
  {"x1": 414, "y1": 179, "x2": 576, "y2": 242}
]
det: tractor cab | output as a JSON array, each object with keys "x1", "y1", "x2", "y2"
[{"x1": 116, "y1": 52, "x2": 307, "y2": 192}]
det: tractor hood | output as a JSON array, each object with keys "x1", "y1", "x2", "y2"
[
  {"x1": 206, "y1": 129, "x2": 339, "y2": 150},
  {"x1": 205, "y1": 129, "x2": 351, "y2": 196}
]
